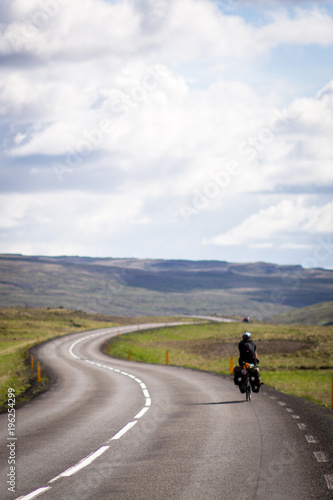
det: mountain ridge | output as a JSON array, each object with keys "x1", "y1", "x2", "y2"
[{"x1": 1, "y1": 254, "x2": 333, "y2": 319}]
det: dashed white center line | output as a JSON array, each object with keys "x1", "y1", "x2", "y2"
[
  {"x1": 143, "y1": 389, "x2": 150, "y2": 398},
  {"x1": 49, "y1": 330, "x2": 152, "y2": 483},
  {"x1": 297, "y1": 423, "x2": 307, "y2": 430},
  {"x1": 135, "y1": 406, "x2": 150, "y2": 419},
  {"x1": 16, "y1": 487, "x2": 52, "y2": 500},
  {"x1": 111, "y1": 421, "x2": 137, "y2": 440},
  {"x1": 16, "y1": 323, "x2": 193, "y2": 500},
  {"x1": 49, "y1": 446, "x2": 110, "y2": 482}
]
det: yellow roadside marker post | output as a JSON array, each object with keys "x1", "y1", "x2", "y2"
[
  {"x1": 31, "y1": 355, "x2": 34, "y2": 370},
  {"x1": 37, "y1": 361, "x2": 41, "y2": 383},
  {"x1": 26, "y1": 344, "x2": 29, "y2": 360},
  {"x1": 230, "y1": 356, "x2": 234, "y2": 375},
  {"x1": 128, "y1": 350, "x2": 131, "y2": 360},
  {"x1": 166, "y1": 351, "x2": 169, "y2": 365}
]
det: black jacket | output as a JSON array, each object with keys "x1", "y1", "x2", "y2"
[{"x1": 238, "y1": 339, "x2": 257, "y2": 364}]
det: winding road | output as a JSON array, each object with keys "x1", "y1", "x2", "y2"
[{"x1": 1, "y1": 323, "x2": 333, "y2": 499}]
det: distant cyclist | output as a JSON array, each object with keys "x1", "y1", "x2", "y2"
[
  {"x1": 235, "y1": 331, "x2": 261, "y2": 392},
  {"x1": 238, "y1": 331, "x2": 258, "y2": 366}
]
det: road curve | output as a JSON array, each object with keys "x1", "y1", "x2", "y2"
[{"x1": 0, "y1": 323, "x2": 333, "y2": 500}]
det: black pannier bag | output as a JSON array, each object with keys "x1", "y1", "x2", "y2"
[
  {"x1": 233, "y1": 365, "x2": 243, "y2": 386},
  {"x1": 249, "y1": 367, "x2": 261, "y2": 392}
]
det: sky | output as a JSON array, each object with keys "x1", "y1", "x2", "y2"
[{"x1": 0, "y1": 0, "x2": 333, "y2": 268}]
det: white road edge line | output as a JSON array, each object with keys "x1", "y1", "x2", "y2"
[
  {"x1": 324, "y1": 474, "x2": 333, "y2": 489},
  {"x1": 15, "y1": 487, "x2": 52, "y2": 500},
  {"x1": 313, "y1": 451, "x2": 329, "y2": 463},
  {"x1": 305, "y1": 435, "x2": 318, "y2": 444},
  {"x1": 49, "y1": 446, "x2": 110, "y2": 483}
]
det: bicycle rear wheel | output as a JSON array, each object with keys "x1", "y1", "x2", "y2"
[{"x1": 246, "y1": 380, "x2": 252, "y2": 401}]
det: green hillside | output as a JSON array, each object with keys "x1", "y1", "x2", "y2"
[
  {"x1": 269, "y1": 301, "x2": 333, "y2": 325},
  {"x1": 1, "y1": 254, "x2": 333, "y2": 320}
]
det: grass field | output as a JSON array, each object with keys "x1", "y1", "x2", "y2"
[
  {"x1": 106, "y1": 321, "x2": 333, "y2": 407},
  {"x1": 0, "y1": 307, "x2": 184, "y2": 411}
]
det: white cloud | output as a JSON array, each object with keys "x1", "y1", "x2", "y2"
[
  {"x1": 204, "y1": 198, "x2": 333, "y2": 247},
  {"x1": 279, "y1": 243, "x2": 313, "y2": 250},
  {"x1": 2, "y1": 0, "x2": 333, "y2": 64},
  {"x1": 257, "y1": 7, "x2": 333, "y2": 48},
  {"x1": 0, "y1": 194, "x2": 34, "y2": 228},
  {"x1": 1, "y1": 0, "x2": 140, "y2": 59},
  {"x1": 1, "y1": 0, "x2": 333, "y2": 266},
  {"x1": 0, "y1": 190, "x2": 151, "y2": 233}
]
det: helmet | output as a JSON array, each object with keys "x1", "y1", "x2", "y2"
[{"x1": 242, "y1": 331, "x2": 251, "y2": 340}]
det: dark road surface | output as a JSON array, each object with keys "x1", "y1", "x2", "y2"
[{"x1": 1, "y1": 323, "x2": 332, "y2": 499}]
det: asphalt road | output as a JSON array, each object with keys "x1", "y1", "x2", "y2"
[{"x1": 1, "y1": 323, "x2": 333, "y2": 500}]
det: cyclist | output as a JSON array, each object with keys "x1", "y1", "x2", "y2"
[
  {"x1": 238, "y1": 331, "x2": 258, "y2": 366},
  {"x1": 235, "y1": 332, "x2": 261, "y2": 392}
]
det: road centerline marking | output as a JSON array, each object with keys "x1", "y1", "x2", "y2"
[
  {"x1": 49, "y1": 446, "x2": 110, "y2": 483},
  {"x1": 15, "y1": 487, "x2": 52, "y2": 500},
  {"x1": 17, "y1": 324, "x2": 181, "y2": 500},
  {"x1": 135, "y1": 407, "x2": 149, "y2": 419},
  {"x1": 111, "y1": 421, "x2": 137, "y2": 440}
]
